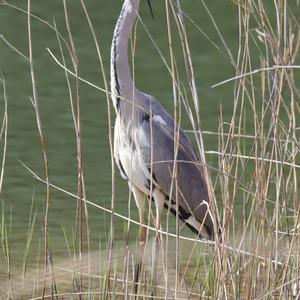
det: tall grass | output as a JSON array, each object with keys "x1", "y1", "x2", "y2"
[{"x1": 0, "y1": 0, "x2": 300, "y2": 299}]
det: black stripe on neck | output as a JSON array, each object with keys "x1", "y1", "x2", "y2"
[{"x1": 112, "y1": 5, "x2": 126, "y2": 112}]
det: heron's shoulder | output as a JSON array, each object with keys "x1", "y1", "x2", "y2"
[
  {"x1": 136, "y1": 92, "x2": 198, "y2": 161},
  {"x1": 137, "y1": 91, "x2": 174, "y2": 126}
]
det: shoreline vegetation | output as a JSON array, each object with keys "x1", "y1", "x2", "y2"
[{"x1": 1, "y1": 0, "x2": 300, "y2": 299}]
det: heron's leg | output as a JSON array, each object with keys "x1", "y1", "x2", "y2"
[
  {"x1": 131, "y1": 185, "x2": 146, "y2": 244},
  {"x1": 153, "y1": 188, "x2": 165, "y2": 243},
  {"x1": 151, "y1": 188, "x2": 166, "y2": 297},
  {"x1": 130, "y1": 185, "x2": 146, "y2": 295}
]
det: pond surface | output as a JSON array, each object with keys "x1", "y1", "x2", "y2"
[{"x1": 0, "y1": 0, "x2": 238, "y2": 270}]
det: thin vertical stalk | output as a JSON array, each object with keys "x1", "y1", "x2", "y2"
[
  {"x1": 62, "y1": 1, "x2": 87, "y2": 297},
  {"x1": 27, "y1": 0, "x2": 51, "y2": 298},
  {"x1": 0, "y1": 74, "x2": 8, "y2": 196},
  {"x1": 79, "y1": 0, "x2": 115, "y2": 292},
  {"x1": 165, "y1": 0, "x2": 180, "y2": 297},
  {"x1": 78, "y1": 1, "x2": 116, "y2": 288},
  {"x1": 0, "y1": 74, "x2": 10, "y2": 297}
]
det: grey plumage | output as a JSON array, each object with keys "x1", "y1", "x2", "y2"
[{"x1": 111, "y1": 0, "x2": 216, "y2": 241}]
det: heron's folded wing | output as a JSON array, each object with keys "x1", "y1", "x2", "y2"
[{"x1": 137, "y1": 116, "x2": 214, "y2": 234}]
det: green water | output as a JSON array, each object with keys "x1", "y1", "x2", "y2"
[{"x1": 0, "y1": 0, "x2": 238, "y2": 269}]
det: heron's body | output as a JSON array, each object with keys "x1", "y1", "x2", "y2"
[{"x1": 111, "y1": 0, "x2": 215, "y2": 241}]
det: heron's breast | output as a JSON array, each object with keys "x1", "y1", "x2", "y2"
[
  {"x1": 119, "y1": 144, "x2": 149, "y2": 194},
  {"x1": 114, "y1": 119, "x2": 149, "y2": 194}
]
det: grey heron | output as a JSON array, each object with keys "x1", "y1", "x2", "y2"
[{"x1": 110, "y1": 0, "x2": 217, "y2": 245}]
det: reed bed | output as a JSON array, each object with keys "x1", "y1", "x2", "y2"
[{"x1": 0, "y1": 0, "x2": 300, "y2": 299}]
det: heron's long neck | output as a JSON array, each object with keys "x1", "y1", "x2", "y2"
[{"x1": 111, "y1": 0, "x2": 140, "y2": 112}]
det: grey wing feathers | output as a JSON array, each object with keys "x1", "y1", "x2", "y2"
[
  {"x1": 143, "y1": 92, "x2": 197, "y2": 157},
  {"x1": 137, "y1": 105, "x2": 214, "y2": 238}
]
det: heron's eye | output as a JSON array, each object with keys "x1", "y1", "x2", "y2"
[{"x1": 141, "y1": 113, "x2": 150, "y2": 123}]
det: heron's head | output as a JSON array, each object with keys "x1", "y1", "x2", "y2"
[{"x1": 147, "y1": 0, "x2": 154, "y2": 19}]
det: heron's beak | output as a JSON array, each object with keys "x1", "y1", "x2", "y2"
[{"x1": 147, "y1": 0, "x2": 154, "y2": 19}]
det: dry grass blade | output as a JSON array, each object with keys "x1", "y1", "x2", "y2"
[
  {"x1": 27, "y1": 0, "x2": 51, "y2": 297},
  {"x1": 0, "y1": 74, "x2": 8, "y2": 195}
]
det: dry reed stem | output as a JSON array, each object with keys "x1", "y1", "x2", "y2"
[
  {"x1": 0, "y1": 74, "x2": 8, "y2": 196},
  {"x1": 27, "y1": 0, "x2": 51, "y2": 298}
]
